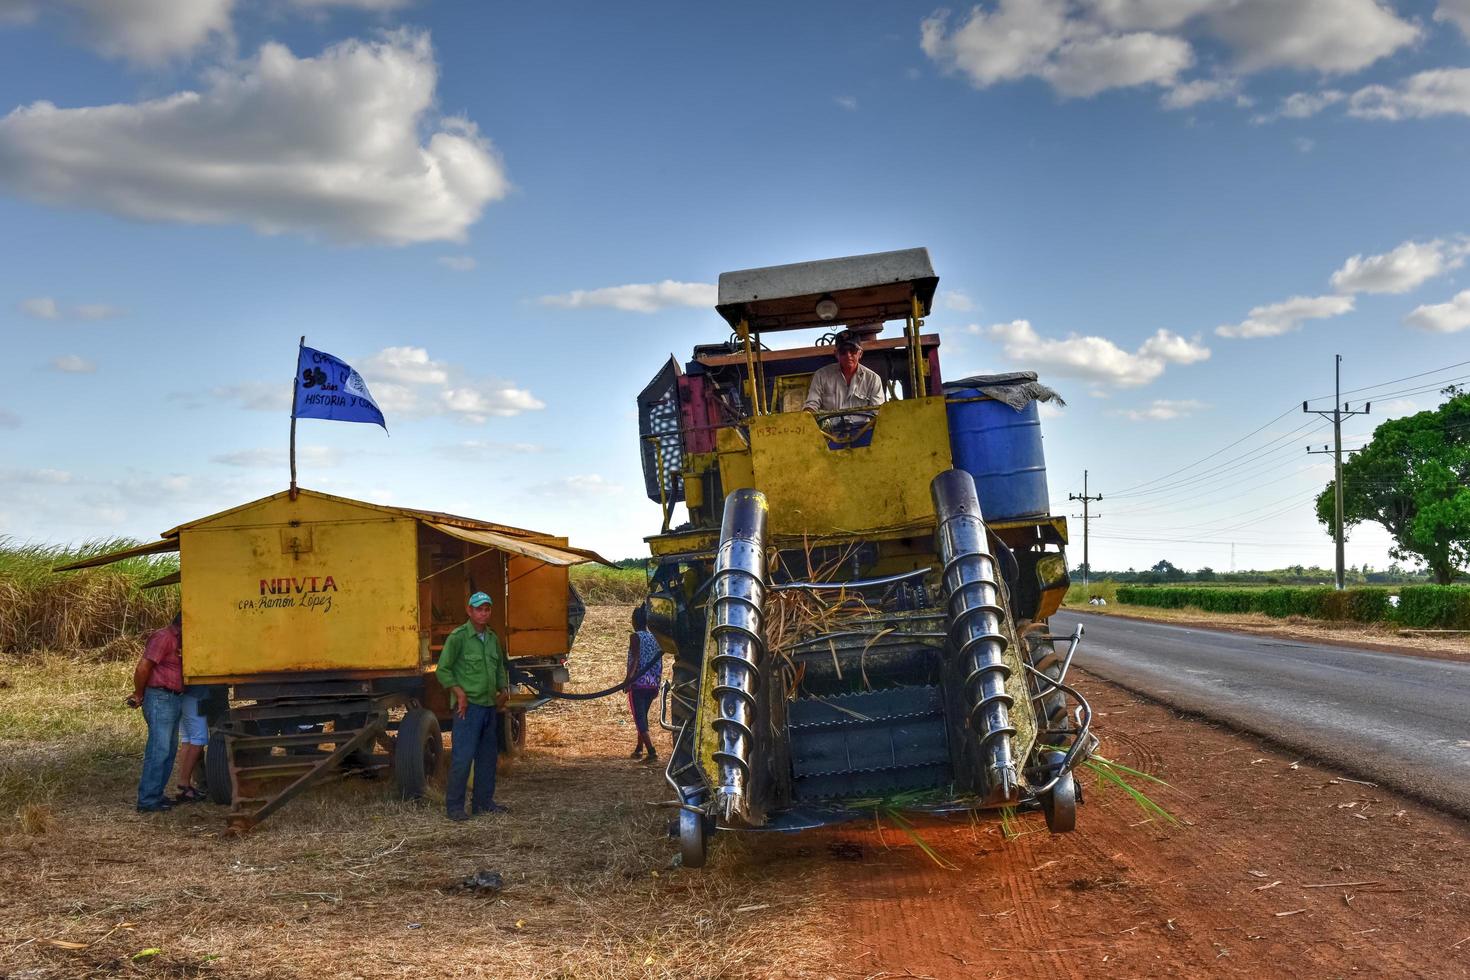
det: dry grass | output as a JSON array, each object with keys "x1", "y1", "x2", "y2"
[
  {"x1": 0, "y1": 606, "x2": 840, "y2": 979},
  {"x1": 0, "y1": 538, "x2": 178, "y2": 657}
]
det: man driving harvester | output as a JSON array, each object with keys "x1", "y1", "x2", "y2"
[
  {"x1": 803, "y1": 329, "x2": 886, "y2": 416},
  {"x1": 436, "y1": 591, "x2": 511, "y2": 821}
]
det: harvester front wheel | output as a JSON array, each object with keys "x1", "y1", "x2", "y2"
[
  {"x1": 677, "y1": 808, "x2": 708, "y2": 868},
  {"x1": 394, "y1": 708, "x2": 443, "y2": 801}
]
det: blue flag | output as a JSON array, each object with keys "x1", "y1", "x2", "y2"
[{"x1": 293, "y1": 346, "x2": 387, "y2": 430}]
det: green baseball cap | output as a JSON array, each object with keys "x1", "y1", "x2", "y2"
[{"x1": 468, "y1": 591, "x2": 493, "y2": 608}]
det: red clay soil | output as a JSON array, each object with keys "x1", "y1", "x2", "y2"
[{"x1": 794, "y1": 669, "x2": 1470, "y2": 979}]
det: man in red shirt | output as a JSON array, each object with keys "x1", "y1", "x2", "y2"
[{"x1": 126, "y1": 613, "x2": 185, "y2": 812}]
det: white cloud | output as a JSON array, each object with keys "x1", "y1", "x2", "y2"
[
  {"x1": 1348, "y1": 68, "x2": 1470, "y2": 121},
  {"x1": 1138, "y1": 329, "x2": 1211, "y2": 364},
  {"x1": 530, "y1": 474, "x2": 623, "y2": 499},
  {"x1": 1084, "y1": 0, "x2": 1217, "y2": 30},
  {"x1": 1405, "y1": 289, "x2": 1470, "y2": 333},
  {"x1": 835, "y1": 95, "x2": 859, "y2": 110},
  {"x1": 210, "y1": 346, "x2": 544, "y2": 424},
  {"x1": 1161, "y1": 75, "x2": 1238, "y2": 109},
  {"x1": 1, "y1": 467, "x2": 72, "y2": 484},
  {"x1": 921, "y1": 2, "x2": 1191, "y2": 97},
  {"x1": 60, "y1": 0, "x2": 233, "y2": 65},
  {"x1": 1293, "y1": 136, "x2": 1315, "y2": 153},
  {"x1": 360, "y1": 346, "x2": 449, "y2": 385},
  {"x1": 1435, "y1": 0, "x2": 1470, "y2": 39},
  {"x1": 921, "y1": 1, "x2": 1071, "y2": 90},
  {"x1": 981, "y1": 320, "x2": 1209, "y2": 387},
  {"x1": 436, "y1": 440, "x2": 547, "y2": 459},
  {"x1": 440, "y1": 384, "x2": 545, "y2": 424},
  {"x1": 1253, "y1": 88, "x2": 1345, "y2": 122},
  {"x1": 211, "y1": 446, "x2": 343, "y2": 468},
  {"x1": 1045, "y1": 31, "x2": 1193, "y2": 97},
  {"x1": 0, "y1": 32, "x2": 509, "y2": 245},
  {"x1": 72, "y1": 303, "x2": 122, "y2": 319},
  {"x1": 923, "y1": 0, "x2": 1417, "y2": 103},
  {"x1": 19, "y1": 296, "x2": 123, "y2": 320},
  {"x1": 292, "y1": 0, "x2": 412, "y2": 8},
  {"x1": 1119, "y1": 398, "x2": 1205, "y2": 420},
  {"x1": 1215, "y1": 294, "x2": 1354, "y2": 338},
  {"x1": 1331, "y1": 239, "x2": 1468, "y2": 294},
  {"x1": 437, "y1": 255, "x2": 476, "y2": 271},
  {"x1": 50, "y1": 354, "x2": 95, "y2": 373},
  {"x1": 0, "y1": 2, "x2": 37, "y2": 26},
  {"x1": 1206, "y1": 0, "x2": 1418, "y2": 74},
  {"x1": 540, "y1": 280, "x2": 716, "y2": 314},
  {"x1": 20, "y1": 296, "x2": 58, "y2": 319},
  {"x1": 211, "y1": 382, "x2": 291, "y2": 412},
  {"x1": 942, "y1": 290, "x2": 976, "y2": 312}
]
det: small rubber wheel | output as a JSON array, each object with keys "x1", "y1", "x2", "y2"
[
  {"x1": 394, "y1": 708, "x2": 443, "y2": 801},
  {"x1": 204, "y1": 730, "x2": 233, "y2": 806},
  {"x1": 499, "y1": 709, "x2": 527, "y2": 758},
  {"x1": 678, "y1": 809, "x2": 708, "y2": 868},
  {"x1": 1042, "y1": 770, "x2": 1078, "y2": 833}
]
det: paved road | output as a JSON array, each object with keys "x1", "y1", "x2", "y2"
[{"x1": 1053, "y1": 610, "x2": 1470, "y2": 819}]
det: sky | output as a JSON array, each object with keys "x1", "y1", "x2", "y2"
[{"x1": 1, "y1": 0, "x2": 1468, "y2": 575}]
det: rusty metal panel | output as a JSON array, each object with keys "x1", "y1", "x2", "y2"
[
  {"x1": 506, "y1": 554, "x2": 570, "y2": 656},
  {"x1": 180, "y1": 493, "x2": 419, "y2": 682},
  {"x1": 747, "y1": 396, "x2": 952, "y2": 538}
]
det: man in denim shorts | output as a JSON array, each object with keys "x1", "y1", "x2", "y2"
[{"x1": 172, "y1": 687, "x2": 211, "y2": 803}]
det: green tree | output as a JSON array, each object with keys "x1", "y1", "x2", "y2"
[{"x1": 1316, "y1": 387, "x2": 1470, "y2": 584}]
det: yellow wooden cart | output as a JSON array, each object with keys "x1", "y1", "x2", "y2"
[{"x1": 60, "y1": 488, "x2": 609, "y2": 832}]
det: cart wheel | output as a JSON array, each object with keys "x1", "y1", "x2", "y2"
[
  {"x1": 1042, "y1": 769, "x2": 1078, "y2": 833},
  {"x1": 205, "y1": 730, "x2": 233, "y2": 806},
  {"x1": 677, "y1": 809, "x2": 708, "y2": 868},
  {"x1": 394, "y1": 709, "x2": 443, "y2": 801},
  {"x1": 499, "y1": 709, "x2": 527, "y2": 758}
]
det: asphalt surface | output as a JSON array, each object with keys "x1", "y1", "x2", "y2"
[{"x1": 1053, "y1": 610, "x2": 1470, "y2": 819}]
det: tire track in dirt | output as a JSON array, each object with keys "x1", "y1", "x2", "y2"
[{"x1": 807, "y1": 675, "x2": 1470, "y2": 980}]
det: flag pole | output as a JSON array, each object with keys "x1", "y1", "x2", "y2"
[{"x1": 289, "y1": 335, "x2": 303, "y2": 500}]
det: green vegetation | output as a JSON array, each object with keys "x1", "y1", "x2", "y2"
[
  {"x1": 1116, "y1": 584, "x2": 1470, "y2": 629},
  {"x1": 1315, "y1": 387, "x2": 1469, "y2": 585},
  {"x1": 0, "y1": 538, "x2": 178, "y2": 657},
  {"x1": 570, "y1": 562, "x2": 647, "y2": 604}
]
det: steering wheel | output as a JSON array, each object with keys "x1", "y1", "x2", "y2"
[{"x1": 815, "y1": 410, "x2": 877, "y2": 444}]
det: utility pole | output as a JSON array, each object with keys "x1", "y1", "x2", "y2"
[
  {"x1": 1304, "y1": 354, "x2": 1370, "y2": 591},
  {"x1": 1069, "y1": 470, "x2": 1103, "y2": 591}
]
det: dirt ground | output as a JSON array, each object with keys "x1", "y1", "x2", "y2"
[{"x1": 3, "y1": 605, "x2": 1469, "y2": 978}]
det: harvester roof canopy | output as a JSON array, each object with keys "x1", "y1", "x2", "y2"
[{"x1": 715, "y1": 247, "x2": 938, "y2": 333}]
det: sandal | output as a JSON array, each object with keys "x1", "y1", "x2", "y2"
[{"x1": 173, "y1": 785, "x2": 205, "y2": 804}]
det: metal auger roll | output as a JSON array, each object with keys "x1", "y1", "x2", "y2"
[
  {"x1": 931, "y1": 469, "x2": 1019, "y2": 806},
  {"x1": 709, "y1": 488, "x2": 768, "y2": 823}
]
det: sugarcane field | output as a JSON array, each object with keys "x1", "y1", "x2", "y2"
[{"x1": 3, "y1": 6, "x2": 1470, "y2": 979}]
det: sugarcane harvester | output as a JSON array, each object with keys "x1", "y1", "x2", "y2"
[{"x1": 636, "y1": 249, "x2": 1093, "y2": 866}]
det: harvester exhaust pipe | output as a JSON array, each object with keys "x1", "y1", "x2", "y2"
[
  {"x1": 709, "y1": 488, "x2": 768, "y2": 823},
  {"x1": 932, "y1": 470, "x2": 1020, "y2": 806}
]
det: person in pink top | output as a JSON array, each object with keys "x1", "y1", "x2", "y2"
[{"x1": 125, "y1": 613, "x2": 185, "y2": 812}]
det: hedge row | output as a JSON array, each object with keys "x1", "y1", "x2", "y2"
[{"x1": 1116, "y1": 585, "x2": 1470, "y2": 629}]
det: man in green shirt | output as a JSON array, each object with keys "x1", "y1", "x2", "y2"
[{"x1": 437, "y1": 591, "x2": 511, "y2": 821}]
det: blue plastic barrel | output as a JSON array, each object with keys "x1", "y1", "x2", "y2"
[{"x1": 944, "y1": 391, "x2": 1050, "y2": 520}]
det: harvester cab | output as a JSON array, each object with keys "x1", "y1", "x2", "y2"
[{"x1": 636, "y1": 248, "x2": 1091, "y2": 867}]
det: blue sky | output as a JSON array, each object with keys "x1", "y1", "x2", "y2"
[{"x1": 1, "y1": 0, "x2": 1468, "y2": 573}]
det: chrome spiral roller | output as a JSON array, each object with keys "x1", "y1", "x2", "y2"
[
  {"x1": 931, "y1": 470, "x2": 1020, "y2": 805},
  {"x1": 709, "y1": 488, "x2": 768, "y2": 823}
]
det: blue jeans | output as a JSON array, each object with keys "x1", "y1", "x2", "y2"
[
  {"x1": 137, "y1": 688, "x2": 182, "y2": 808},
  {"x1": 445, "y1": 703, "x2": 498, "y2": 815}
]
